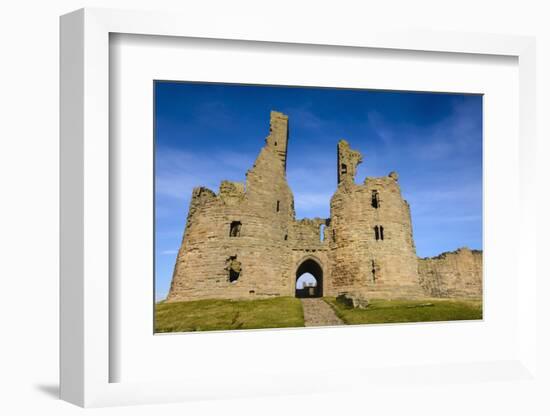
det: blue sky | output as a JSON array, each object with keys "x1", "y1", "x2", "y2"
[{"x1": 155, "y1": 82, "x2": 483, "y2": 301}]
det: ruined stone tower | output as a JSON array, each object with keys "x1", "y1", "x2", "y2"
[
  {"x1": 327, "y1": 140, "x2": 423, "y2": 299},
  {"x1": 166, "y1": 111, "x2": 482, "y2": 302}
]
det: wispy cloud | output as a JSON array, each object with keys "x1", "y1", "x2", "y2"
[
  {"x1": 406, "y1": 182, "x2": 482, "y2": 205},
  {"x1": 293, "y1": 191, "x2": 332, "y2": 218},
  {"x1": 287, "y1": 150, "x2": 336, "y2": 219},
  {"x1": 288, "y1": 107, "x2": 325, "y2": 131},
  {"x1": 367, "y1": 111, "x2": 395, "y2": 147},
  {"x1": 416, "y1": 214, "x2": 482, "y2": 224},
  {"x1": 361, "y1": 97, "x2": 482, "y2": 167},
  {"x1": 155, "y1": 147, "x2": 255, "y2": 201}
]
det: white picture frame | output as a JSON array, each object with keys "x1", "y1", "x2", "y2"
[{"x1": 60, "y1": 7, "x2": 538, "y2": 408}]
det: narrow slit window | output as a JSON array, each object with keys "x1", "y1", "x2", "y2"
[
  {"x1": 371, "y1": 260, "x2": 377, "y2": 282},
  {"x1": 229, "y1": 221, "x2": 242, "y2": 237},
  {"x1": 371, "y1": 190, "x2": 380, "y2": 208},
  {"x1": 276, "y1": 200, "x2": 280, "y2": 212},
  {"x1": 374, "y1": 225, "x2": 380, "y2": 241},
  {"x1": 380, "y1": 226, "x2": 384, "y2": 240},
  {"x1": 319, "y1": 224, "x2": 326, "y2": 242}
]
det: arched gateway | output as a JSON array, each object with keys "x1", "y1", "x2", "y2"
[{"x1": 295, "y1": 257, "x2": 323, "y2": 298}]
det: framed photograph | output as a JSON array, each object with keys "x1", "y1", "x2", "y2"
[
  {"x1": 153, "y1": 81, "x2": 483, "y2": 334},
  {"x1": 60, "y1": 8, "x2": 538, "y2": 408}
]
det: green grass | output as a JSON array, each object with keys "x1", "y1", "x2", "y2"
[
  {"x1": 155, "y1": 296, "x2": 305, "y2": 333},
  {"x1": 155, "y1": 296, "x2": 482, "y2": 333},
  {"x1": 324, "y1": 297, "x2": 482, "y2": 325}
]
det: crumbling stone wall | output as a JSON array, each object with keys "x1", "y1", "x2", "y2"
[
  {"x1": 328, "y1": 141, "x2": 424, "y2": 299},
  {"x1": 167, "y1": 111, "x2": 295, "y2": 301},
  {"x1": 418, "y1": 248, "x2": 482, "y2": 298},
  {"x1": 166, "y1": 111, "x2": 482, "y2": 303},
  {"x1": 288, "y1": 218, "x2": 331, "y2": 296}
]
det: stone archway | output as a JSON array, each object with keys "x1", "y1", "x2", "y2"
[{"x1": 295, "y1": 257, "x2": 323, "y2": 298}]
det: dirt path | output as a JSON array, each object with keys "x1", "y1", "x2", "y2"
[{"x1": 300, "y1": 298, "x2": 344, "y2": 327}]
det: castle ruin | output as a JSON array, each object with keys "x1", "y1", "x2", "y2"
[{"x1": 166, "y1": 111, "x2": 482, "y2": 302}]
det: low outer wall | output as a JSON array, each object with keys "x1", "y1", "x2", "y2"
[{"x1": 418, "y1": 248, "x2": 482, "y2": 299}]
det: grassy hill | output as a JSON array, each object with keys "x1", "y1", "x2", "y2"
[
  {"x1": 155, "y1": 296, "x2": 482, "y2": 333},
  {"x1": 155, "y1": 297, "x2": 304, "y2": 333},
  {"x1": 325, "y1": 297, "x2": 482, "y2": 325}
]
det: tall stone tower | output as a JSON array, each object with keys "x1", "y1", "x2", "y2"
[
  {"x1": 327, "y1": 140, "x2": 423, "y2": 299},
  {"x1": 166, "y1": 111, "x2": 296, "y2": 301}
]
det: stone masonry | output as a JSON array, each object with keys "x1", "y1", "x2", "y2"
[
  {"x1": 166, "y1": 111, "x2": 482, "y2": 302},
  {"x1": 418, "y1": 248, "x2": 483, "y2": 298}
]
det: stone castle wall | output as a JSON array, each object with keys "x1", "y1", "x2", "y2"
[
  {"x1": 167, "y1": 112, "x2": 295, "y2": 301},
  {"x1": 418, "y1": 248, "x2": 483, "y2": 298},
  {"x1": 166, "y1": 111, "x2": 482, "y2": 303},
  {"x1": 327, "y1": 141, "x2": 423, "y2": 299},
  {"x1": 289, "y1": 218, "x2": 331, "y2": 296}
]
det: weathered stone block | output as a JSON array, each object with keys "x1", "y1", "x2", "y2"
[{"x1": 336, "y1": 292, "x2": 370, "y2": 309}]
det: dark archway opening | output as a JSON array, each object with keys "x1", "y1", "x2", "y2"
[{"x1": 295, "y1": 259, "x2": 323, "y2": 298}]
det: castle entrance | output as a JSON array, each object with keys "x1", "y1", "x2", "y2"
[{"x1": 295, "y1": 258, "x2": 323, "y2": 298}]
